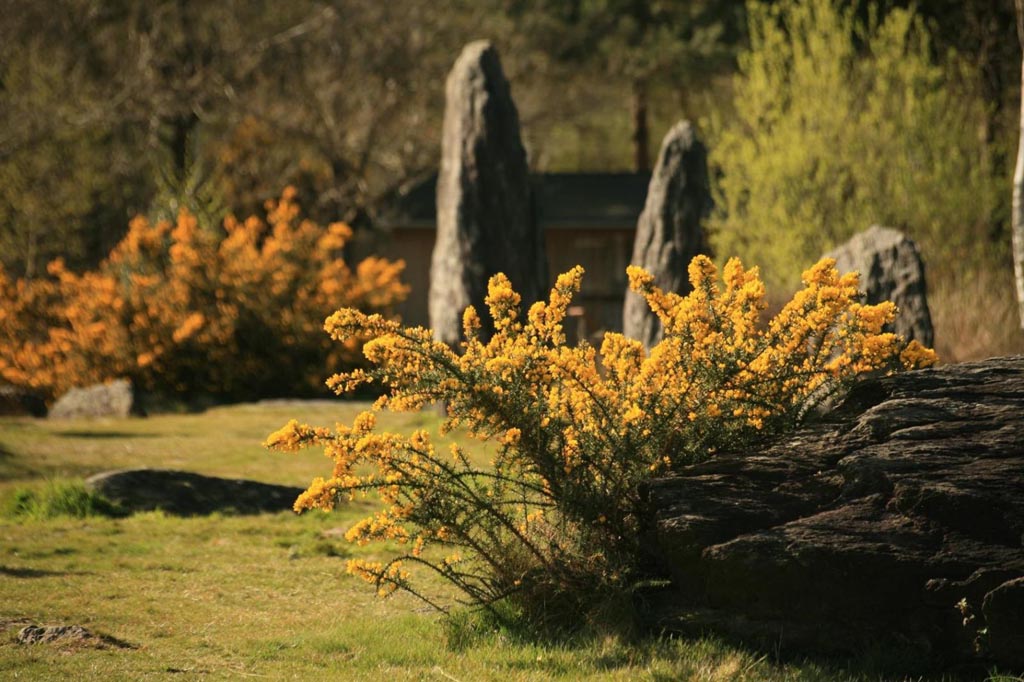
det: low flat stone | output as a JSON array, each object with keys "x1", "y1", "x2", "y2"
[
  {"x1": 85, "y1": 469, "x2": 305, "y2": 516},
  {"x1": 49, "y1": 379, "x2": 137, "y2": 419}
]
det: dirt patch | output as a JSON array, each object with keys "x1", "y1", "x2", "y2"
[{"x1": 0, "y1": 618, "x2": 34, "y2": 633}]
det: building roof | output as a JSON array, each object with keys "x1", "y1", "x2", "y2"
[{"x1": 381, "y1": 172, "x2": 651, "y2": 230}]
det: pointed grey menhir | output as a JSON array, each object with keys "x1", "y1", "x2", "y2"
[
  {"x1": 429, "y1": 40, "x2": 547, "y2": 346},
  {"x1": 623, "y1": 120, "x2": 712, "y2": 349}
]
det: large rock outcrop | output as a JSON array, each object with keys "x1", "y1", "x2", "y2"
[
  {"x1": 826, "y1": 226, "x2": 934, "y2": 347},
  {"x1": 641, "y1": 356, "x2": 1024, "y2": 670},
  {"x1": 430, "y1": 40, "x2": 546, "y2": 345},
  {"x1": 623, "y1": 120, "x2": 712, "y2": 349}
]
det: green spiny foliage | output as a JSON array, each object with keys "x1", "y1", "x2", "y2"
[{"x1": 709, "y1": 0, "x2": 1005, "y2": 290}]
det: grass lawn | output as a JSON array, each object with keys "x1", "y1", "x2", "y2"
[{"x1": 0, "y1": 403, "x2": 1016, "y2": 681}]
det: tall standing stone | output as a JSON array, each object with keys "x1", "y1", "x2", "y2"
[
  {"x1": 429, "y1": 41, "x2": 546, "y2": 345},
  {"x1": 826, "y1": 225, "x2": 934, "y2": 347},
  {"x1": 623, "y1": 121, "x2": 712, "y2": 348}
]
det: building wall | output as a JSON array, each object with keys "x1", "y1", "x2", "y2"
[
  {"x1": 546, "y1": 227, "x2": 634, "y2": 342},
  {"x1": 382, "y1": 228, "x2": 435, "y2": 329},
  {"x1": 381, "y1": 226, "x2": 636, "y2": 341}
]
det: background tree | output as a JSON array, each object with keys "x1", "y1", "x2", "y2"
[
  {"x1": 496, "y1": 0, "x2": 744, "y2": 172},
  {"x1": 233, "y1": 1, "x2": 477, "y2": 226},
  {"x1": 0, "y1": 0, "x2": 282, "y2": 275},
  {"x1": 0, "y1": 0, "x2": 150, "y2": 277},
  {"x1": 0, "y1": 0, "x2": 483, "y2": 277},
  {"x1": 710, "y1": 0, "x2": 1004, "y2": 290},
  {"x1": 888, "y1": 0, "x2": 1019, "y2": 243},
  {"x1": 1014, "y1": 0, "x2": 1024, "y2": 329},
  {"x1": 2, "y1": 0, "x2": 1022, "y2": 360}
]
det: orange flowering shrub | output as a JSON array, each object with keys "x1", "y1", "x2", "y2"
[
  {"x1": 0, "y1": 260, "x2": 129, "y2": 393},
  {"x1": 0, "y1": 188, "x2": 408, "y2": 400},
  {"x1": 268, "y1": 256, "x2": 936, "y2": 623}
]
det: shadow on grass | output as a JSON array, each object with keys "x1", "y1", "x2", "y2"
[
  {"x1": 0, "y1": 565, "x2": 92, "y2": 579},
  {"x1": 0, "y1": 442, "x2": 36, "y2": 480},
  {"x1": 52, "y1": 431, "x2": 157, "y2": 439}
]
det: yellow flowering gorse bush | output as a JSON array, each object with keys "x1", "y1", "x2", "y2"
[
  {"x1": 268, "y1": 255, "x2": 936, "y2": 621},
  {"x1": 0, "y1": 187, "x2": 408, "y2": 400}
]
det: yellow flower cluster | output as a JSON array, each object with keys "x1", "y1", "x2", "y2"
[
  {"x1": 346, "y1": 559, "x2": 410, "y2": 598},
  {"x1": 270, "y1": 255, "x2": 937, "y2": 614}
]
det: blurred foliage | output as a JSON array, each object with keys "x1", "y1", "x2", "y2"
[
  {"x1": 709, "y1": 0, "x2": 1010, "y2": 290},
  {"x1": 498, "y1": 0, "x2": 744, "y2": 171},
  {"x1": 0, "y1": 31, "x2": 150, "y2": 278},
  {"x1": 0, "y1": 188, "x2": 408, "y2": 401},
  {"x1": 0, "y1": 0, "x2": 1018, "y2": 295},
  {"x1": 0, "y1": 0, "x2": 490, "y2": 277},
  {"x1": 0, "y1": 0, "x2": 752, "y2": 277}
]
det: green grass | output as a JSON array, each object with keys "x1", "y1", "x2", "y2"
[
  {"x1": 0, "y1": 403, "x2": 1015, "y2": 681},
  {"x1": 0, "y1": 401, "x2": 445, "y2": 490},
  {"x1": 2, "y1": 478, "x2": 124, "y2": 520}
]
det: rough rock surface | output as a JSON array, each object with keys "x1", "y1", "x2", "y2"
[
  {"x1": 826, "y1": 226, "x2": 934, "y2": 347},
  {"x1": 0, "y1": 385, "x2": 47, "y2": 417},
  {"x1": 48, "y1": 379, "x2": 136, "y2": 419},
  {"x1": 17, "y1": 624, "x2": 132, "y2": 649},
  {"x1": 430, "y1": 40, "x2": 546, "y2": 345},
  {"x1": 983, "y1": 576, "x2": 1024, "y2": 667},
  {"x1": 623, "y1": 120, "x2": 712, "y2": 349},
  {"x1": 641, "y1": 356, "x2": 1024, "y2": 670},
  {"x1": 86, "y1": 469, "x2": 305, "y2": 516}
]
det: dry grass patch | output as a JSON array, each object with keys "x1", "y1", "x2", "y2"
[{"x1": 930, "y1": 265, "x2": 1024, "y2": 363}]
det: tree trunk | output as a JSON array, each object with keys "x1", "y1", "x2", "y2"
[
  {"x1": 1014, "y1": 0, "x2": 1024, "y2": 329},
  {"x1": 631, "y1": 79, "x2": 650, "y2": 173},
  {"x1": 24, "y1": 223, "x2": 37, "y2": 279},
  {"x1": 169, "y1": 112, "x2": 198, "y2": 180}
]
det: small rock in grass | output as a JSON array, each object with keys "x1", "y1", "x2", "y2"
[
  {"x1": 48, "y1": 379, "x2": 139, "y2": 420},
  {"x1": 17, "y1": 624, "x2": 133, "y2": 649}
]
